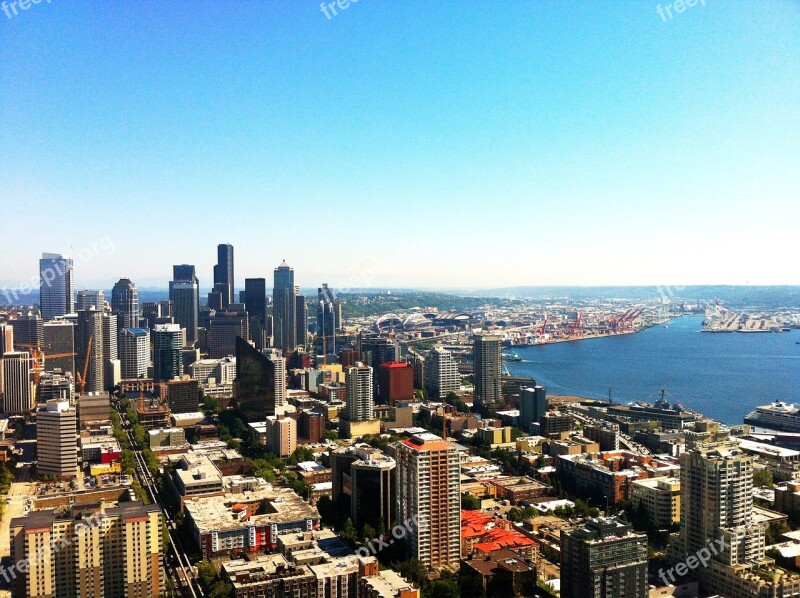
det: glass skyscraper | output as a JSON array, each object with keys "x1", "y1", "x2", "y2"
[{"x1": 39, "y1": 253, "x2": 74, "y2": 321}]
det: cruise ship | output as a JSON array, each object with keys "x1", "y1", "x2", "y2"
[{"x1": 745, "y1": 401, "x2": 800, "y2": 432}]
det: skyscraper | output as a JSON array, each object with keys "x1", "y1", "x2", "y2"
[
  {"x1": 213, "y1": 243, "x2": 235, "y2": 306},
  {"x1": 153, "y1": 323, "x2": 182, "y2": 381},
  {"x1": 207, "y1": 305, "x2": 249, "y2": 359},
  {"x1": 9, "y1": 314, "x2": 42, "y2": 350},
  {"x1": 42, "y1": 319, "x2": 75, "y2": 375},
  {"x1": 111, "y1": 278, "x2": 139, "y2": 329},
  {"x1": 317, "y1": 283, "x2": 338, "y2": 342},
  {"x1": 520, "y1": 386, "x2": 547, "y2": 432},
  {"x1": 39, "y1": 253, "x2": 74, "y2": 321},
  {"x1": 424, "y1": 347, "x2": 460, "y2": 398},
  {"x1": 75, "y1": 309, "x2": 105, "y2": 393},
  {"x1": 273, "y1": 260, "x2": 296, "y2": 350},
  {"x1": 244, "y1": 278, "x2": 267, "y2": 349},
  {"x1": 0, "y1": 322, "x2": 13, "y2": 393},
  {"x1": 393, "y1": 435, "x2": 461, "y2": 569},
  {"x1": 235, "y1": 337, "x2": 286, "y2": 420},
  {"x1": 119, "y1": 327, "x2": 150, "y2": 380},
  {"x1": 560, "y1": 517, "x2": 648, "y2": 598},
  {"x1": 76, "y1": 289, "x2": 105, "y2": 311},
  {"x1": 473, "y1": 334, "x2": 502, "y2": 408},
  {"x1": 2, "y1": 352, "x2": 32, "y2": 414},
  {"x1": 345, "y1": 362, "x2": 373, "y2": 422},
  {"x1": 295, "y1": 290, "x2": 307, "y2": 350},
  {"x1": 37, "y1": 399, "x2": 77, "y2": 478},
  {"x1": 359, "y1": 335, "x2": 400, "y2": 399},
  {"x1": 170, "y1": 264, "x2": 199, "y2": 344}
]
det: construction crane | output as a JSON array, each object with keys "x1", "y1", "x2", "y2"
[{"x1": 76, "y1": 335, "x2": 94, "y2": 394}]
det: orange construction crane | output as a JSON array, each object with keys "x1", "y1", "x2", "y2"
[{"x1": 76, "y1": 335, "x2": 94, "y2": 394}]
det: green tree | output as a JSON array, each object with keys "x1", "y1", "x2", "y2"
[
  {"x1": 289, "y1": 446, "x2": 315, "y2": 465},
  {"x1": 754, "y1": 468, "x2": 774, "y2": 489},
  {"x1": 424, "y1": 580, "x2": 458, "y2": 598},
  {"x1": 340, "y1": 518, "x2": 357, "y2": 544},
  {"x1": 197, "y1": 561, "x2": 217, "y2": 591},
  {"x1": 461, "y1": 494, "x2": 480, "y2": 510}
]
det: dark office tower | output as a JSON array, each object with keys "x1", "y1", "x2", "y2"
[
  {"x1": 213, "y1": 243, "x2": 234, "y2": 306},
  {"x1": 170, "y1": 265, "x2": 199, "y2": 344},
  {"x1": 207, "y1": 289, "x2": 224, "y2": 311},
  {"x1": 561, "y1": 518, "x2": 648, "y2": 598},
  {"x1": 39, "y1": 253, "x2": 74, "y2": 321},
  {"x1": 473, "y1": 333, "x2": 502, "y2": 408},
  {"x1": 111, "y1": 278, "x2": 139, "y2": 330},
  {"x1": 153, "y1": 324, "x2": 182, "y2": 381},
  {"x1": 76, "y1": 309, "x2": 104, "y2": 393},
  {"x1": 295, "y1": 291, "x2": 307, "y2": 350},
  {"x1": 10, "y1": 314, "x2": 43, "y2": 350},
  {"x1": 235, "y1": 337, "x2": 286, "y2": 420},
  {"x1": 317, "y1": 283, "x2": 337, "y2": 344},
  {"x1": 244, "y1": 279, "x2": 267, "y2": 326},
  {"x1": 207, "y1": 305, "x2": 249, "y2": 359},
  {"x1": 244, "y1": 278, "x2": 267, "y2": 349},
  {"x1": 42, "y1": 320, "x2": 75, "y2": 375},
  {"x1": 520, "y1": 386, "x2": 547, "y2": 433},
  {"x1": 273, "y1": 261, "x2": 296, "y2": 350}
]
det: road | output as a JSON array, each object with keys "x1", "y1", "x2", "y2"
[{"x1": 115, "y1": 402, "x2": 204, "y2": 598}]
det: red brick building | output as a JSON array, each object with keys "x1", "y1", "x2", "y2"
[{"x1": 378, "y1": 362, "x2": 414, "y2": 404}]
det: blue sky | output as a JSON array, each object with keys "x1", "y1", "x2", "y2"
[{"x1": 1, "y1": 1, "x2": 798, "y2": 291}]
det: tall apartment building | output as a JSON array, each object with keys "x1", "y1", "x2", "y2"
[
  {"x1": 359, "y1": 336, "x2": 400, "y2": 398},
  {"x1": 519, "y1": 386, "x2": 547, "y2": 433},
  {"x1": 0, "y1": 322, "x2": 12, "y2": 394},
  {"x1": 560, "y1": 517, "x2": 648, "y2": 598},
  {"x1": 424, "y1": 347, "x2": 459, "y2": 398},
  {"x1": 111, "y1": 278, "x2": 139, "y2": 330},
  {"x1": 170, "y1": 264, "x2": 199, "y2": 344},
  {"x1": 76, "y1": 289, "x2": 105, "y2": 311},
  {"x1": 42, "y1": 319, "x2": 75, "y2": 375},
  {"x1": 38, "y1": 371, "x2": 75, "y2": 403},
  {"x1": 165, "y1": 378, "x2": 200, "y2": 414},
  {"x1": 393, "y1": 435, "x2": 461, "y2": 569},
  {"x1": 190, "y1": 356, "x2": 236, "y2": 384},
  {"x1": 2, "y1": 351, "x2": 32, "y2": 414},
  {"x1": 119, "y1": 327, "x2": 150, "y2": 380},
  {"x1": 273, "y1": 260, "x2": 297, "y2": 350},
  {"x1": 39, "y1": 253, "x2": 74, "y2": 321},
  {"x1": 679, "y1": 441, "x2": 764, "y2": 571},
  {"x1": 346, "y1": 362, "x2": 373, "y2": 422},
  {"x1": 153, "y1": 323, "x2": 182, "y2": 381},
  {"x1": 473, "y1": 334, "x2": 502, "y2": 408},
  {"x1": 37, "y1": 399, "x2": 77, "y2": 478},
  {"x1": 9, "y1": 501, "x2": 163, "y2": 598}
]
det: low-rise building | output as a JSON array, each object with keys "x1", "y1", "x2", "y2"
[{"x1": 630, "y1": 476, "x2": 681, "y2": 528}]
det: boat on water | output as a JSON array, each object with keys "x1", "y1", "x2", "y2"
[
  {"x1": 502, "y1": 351, "x2": 522, "y2": 362},
  {"x1": 745, "y1": 401, "x2": 800, "y2": 433}
]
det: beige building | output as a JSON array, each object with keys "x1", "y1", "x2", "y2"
[
  {"x1": 631, "y1": 477, "x2": 680, "y2": 528},
  {"x1": 249, "y1": 415, "x2": 297, "y2": 457},
  {"x1": 9, "y1": 501, "x2": 163, "y2": 598},
  {"x1": 37, "y1": 399, "x2": 77, "y2": 479},
  {"x1": 393, "y1": 435, "x2": 461, "y2": 570}
]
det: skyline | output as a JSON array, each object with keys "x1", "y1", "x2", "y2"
[{"x1": 1, "y1": 1, "x2": 799, "y2": 288}]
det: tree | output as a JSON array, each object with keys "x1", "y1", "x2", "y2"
[
  {"x1": 325, "y1": 429, "x2": 339, "y2": 441},
  {"x1": 197, "y1": 561, "x2": 217, "y2": 591},
  {"x1": 289, "y1": 446, "x2": 315, "y2": 465},
  {"x1": 461, "y1": 494, "x2": 480, "y2": 510},
  {"x1": 424, "y1": 580, "x2": 458, "y2": 598},
  {"x1": 340, "y1": 518, "x2": 357, "y2": 544},
  {"x1": 766, "y1": 521, "x2": 791, "y2": 545},
  {"x1": 754, "y1": 468, "x2": 774, "y2": 489},
  {"x1": 362, "y1": 523, "x2": 377, "y2": 541}
]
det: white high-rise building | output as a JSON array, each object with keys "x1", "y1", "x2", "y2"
[
  {"x1": 424, "y1": 347, "x2": 460, "y2": 398},
  {"x1": 119, "y1": 327, "x2": 150, "y2": 380},
  {"x1": 39, "y1": 253, "x2": 75, "y2": 321},
  {"x1": 37, "y1": 399, "x2": 77, "y2": 478},
  {"x1": 345, "y1": 362, "x2": 373, "y2": 421},
  {"x1": 76, "y1": 289, "x2": 106, "y2": 311},
  {"x1": 2, "y1": 351, "x2": 32, "y2": 414},
  {"x1": 393, "y1": 435, "x2": 461, "y2": 570}
]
